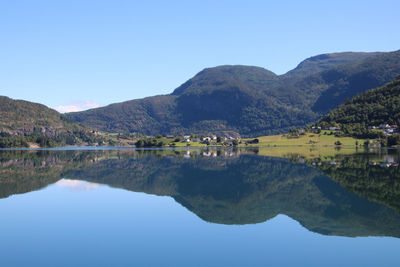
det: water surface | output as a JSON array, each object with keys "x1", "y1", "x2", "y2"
[{"x1": 0, "y1": 148, "x2": 399, "y2": 266}]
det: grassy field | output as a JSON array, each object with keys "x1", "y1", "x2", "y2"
[
  {"x1": 244, "y1": 131, "x2": 365, "y2": 147},
  {"x1": 105, "y1": 130, "x2": 368, "y2": 149}
]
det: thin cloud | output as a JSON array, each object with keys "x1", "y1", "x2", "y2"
[{"x1": 54, "y1": 101, "x2": 102, "y2": 113}]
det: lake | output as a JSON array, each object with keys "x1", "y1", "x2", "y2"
[{"x1": 0, "y1": 147, "x2": 399, "y2": 266}]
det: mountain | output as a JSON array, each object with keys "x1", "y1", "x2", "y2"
[
  {"x1": 309, "y1": 51, "x2": 400, "y2": 113},
  {"x1": 0, "y1": 96, "x2": 104, "y2": 147},
  {"x1": 283, "y1": 52, "x2": 382, "y2": 80},
  {"x1": 317, "y1": 76, "x2": 400, "y2": 137},
  {"x1": 67, "y1": 50, "x2": 400, "y2": 137}
]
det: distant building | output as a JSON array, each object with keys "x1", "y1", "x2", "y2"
[
  {"x1": 379, "y1": 124, "x2": 390, "y2": 129},
  {"x1": 384, "y1": 129, "x2": 394, "y2": 135},
  {"x1": 329, "y1": 127, "x2": 341, "y2": 131}
]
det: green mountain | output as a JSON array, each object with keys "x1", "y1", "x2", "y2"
[
  {"x1": 309, "y1": 51, "x2": 400, "y2": 113},
  {"x1": 66, "y1": 50, "x2": 400, "y2": 137},
  {"x1": 283, "y1": 52, "x2": 382, "y2": 80},
  {"x1": 0, "y1": 96, "x2": 104, "y2": 147},
  {"x1": 317, "y1": 76, "x2": 400, "y2": 137}
]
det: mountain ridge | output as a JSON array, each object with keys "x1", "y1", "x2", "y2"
[{"x1": 64, "y1": 50, "x2": 400, "y2": 136}]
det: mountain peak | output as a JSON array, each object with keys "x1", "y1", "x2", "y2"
[
  {"x1": 172, "y1": 65, "x2": 277, "y2": 95},
  {"x1": 284, "y1": 52, "x2": 381, "y2": 79}
]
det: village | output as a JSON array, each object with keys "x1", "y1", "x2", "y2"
[
  {"x1": 114, "y1": 123, "x2": 400, "y2": 148},
  {"x1": 310, "y1": 124, "x2": 399, "y2": 136},
  {"x1": 163, "y1": 134, "x2": 243, "y2": 147},
  {"x1": 368, "y1": 124, "x2": 399, "y2": 135}
]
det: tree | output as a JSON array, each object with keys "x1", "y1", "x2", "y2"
[
  {"x1": 388, "y1": 135, "x2": 400, "y2": 146},
  {"x1": 289, "y1": 127, "x2": 299, "y2": 136},
  {"x1": 135, "y1": 139, "x2": 144, "y2": 147}
]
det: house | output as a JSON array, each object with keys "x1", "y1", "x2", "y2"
[
  {"x1": 379, "y1": 124, "x2": 390, "y2": 129},
  {"x1": 329, "y1": 127, "x2": 341, "y2": 131},
  {"x1": 380, "y1": 162, "x2": 391, "y2": 168},
  {"x1": 384, "y1": 128, "x2": 394, "y2": 135}
]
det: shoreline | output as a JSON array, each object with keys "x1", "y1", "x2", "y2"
[{"x1": 0, "y1": 144, "x2": 397, "y2": 151}]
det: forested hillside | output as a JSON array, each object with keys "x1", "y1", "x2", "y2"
[
  {"x1": 65, "y1": 50, "x2": 400, "y2": 137},
  {"x1": 0, "y1": 96, "x2": 104, "y2": 147},
  {"x1": 317, "y1": 76, "x2": 400, "y2": 137}
]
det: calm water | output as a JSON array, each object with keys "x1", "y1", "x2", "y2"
[{"x1": 0, "y1": 148, "x2": 399, "y2": 266}]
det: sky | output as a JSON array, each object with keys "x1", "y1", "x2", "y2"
[{"x1": 0, "y1": 0, "x2": 399, "y2": 112}]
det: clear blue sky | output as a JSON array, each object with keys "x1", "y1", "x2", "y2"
[{"x1": 1, "y1": 0, "x2": 399, "y2": 111}]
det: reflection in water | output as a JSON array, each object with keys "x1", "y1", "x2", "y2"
[{"x1": 1, "y1": 148, "x2": 400, "y2": 238}]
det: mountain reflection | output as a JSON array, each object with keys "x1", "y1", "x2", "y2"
[{"x1": 1, "y1": 148, "x2": 400, "y2": 238}]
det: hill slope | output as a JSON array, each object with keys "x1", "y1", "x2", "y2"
[
  {"x1": 0, "y1": 96, "x2": 103, "y2": 147},
  {"x1": 317, "y1": 76, "x2": 400, "y2": 136},
  {"x1": 310, "y1": 51, "x2": 400, "y2": 113},
  {"x1": 67, "y1": 50, "x2": 400, "y2": 136}
]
